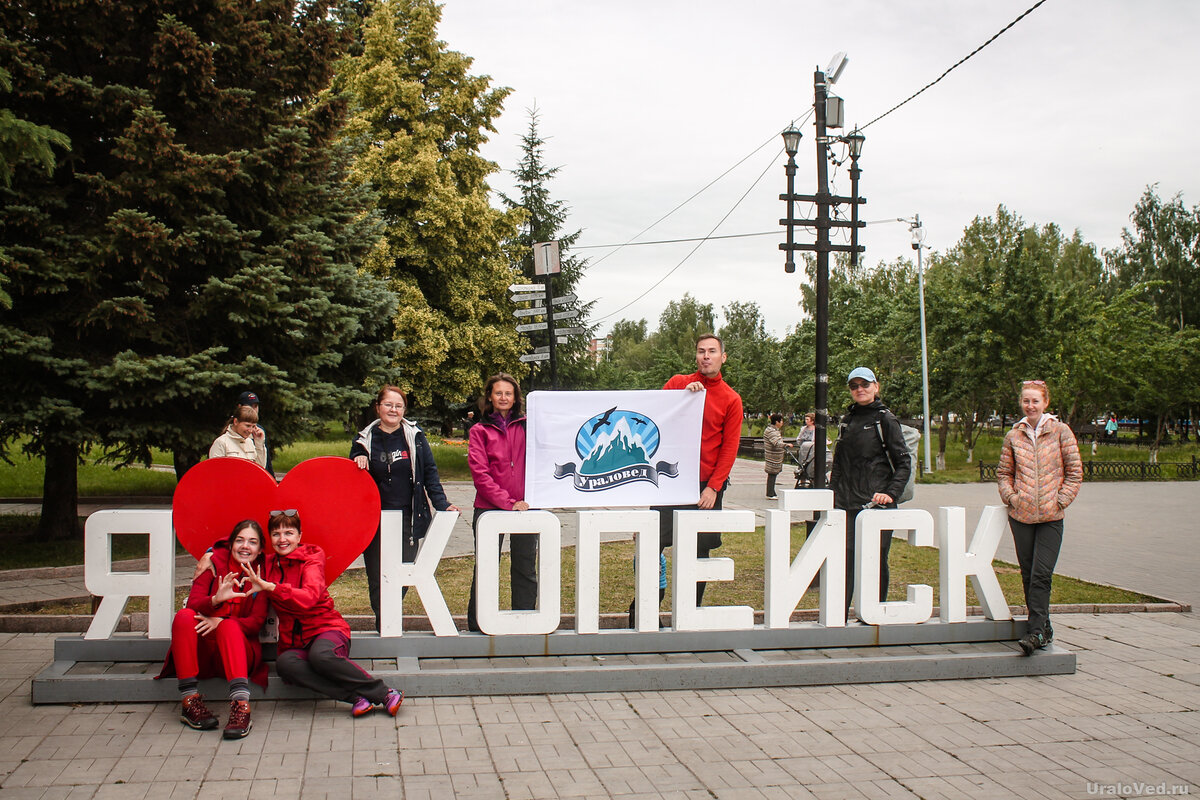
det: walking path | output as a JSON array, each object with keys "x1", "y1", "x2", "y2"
[
  {"x1": 1, "y1": 461, "x2": 1197, "y2": 798},
  {"x1": 0, "y1": 612, "x2": 1196, "y2": 798}
]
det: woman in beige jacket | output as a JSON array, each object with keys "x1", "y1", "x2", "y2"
[
  {"x1": 762, "y1": 413, "x2": 789, "y2": 499},
  {"x1": 208, "y1": 405, "x2": 267, "y2": 469},
  {"x1": 996, "y1": 380, "x2": 1082, "y2": 655}
]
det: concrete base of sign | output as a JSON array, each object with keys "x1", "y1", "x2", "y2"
[{"x1": 32, "y1": 619, "x2": 1074, "y2": 704}]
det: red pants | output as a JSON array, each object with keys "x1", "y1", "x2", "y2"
[{"x1": 170, "y1": 608, "x2": 251, "y2": 681}]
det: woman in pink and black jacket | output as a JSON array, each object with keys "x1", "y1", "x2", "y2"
[
  {"x1": 464, "y1": 373, "x2": 531, "y2": 632},
  {"x1": 996, "y1": 380, "x2": 1083, "y2": 656}
]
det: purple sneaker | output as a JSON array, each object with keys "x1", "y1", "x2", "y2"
[
  {"x1": 385, "y1": 689, "x2": 404, "y2": 717},
  {"x1": 351, "y1": 696, "x2": 374, "y2": 717}
]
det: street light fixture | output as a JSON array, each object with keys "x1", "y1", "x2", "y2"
[
  {"x1": 782, "y1": 127, "x2": 803, "y2": 158},
  {"x1": 846, "y1": 128, "x2": 865, "y2": 158}
]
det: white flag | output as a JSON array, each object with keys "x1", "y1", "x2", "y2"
[{"x1": 526, "y1": 390, "x2": 704, "y2": 508}]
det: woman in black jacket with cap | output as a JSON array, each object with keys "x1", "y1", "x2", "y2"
[{"x1": 829, "y1": 366, "x2": 911, "y2": 618}]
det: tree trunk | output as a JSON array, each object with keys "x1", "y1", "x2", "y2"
[
  {"x1": 173, "y1": 447, "x2": 205, "y2": 482},
  {"x1": 1150, "y1": 416, "x2": 1166, "y2": 464},
  {"x1": 37, "y1": 441, "x2": 80, "y2": 541}
]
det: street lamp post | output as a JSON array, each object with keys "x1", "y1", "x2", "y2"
[
  {"x1": 782, "y1": 128, "x2": 802, "y2": 274},
  {"x1": 778, "y1": 64, "x2": 864, "y2": 490},
  {"x1": 847, "y1": 129, "x2": 864, "y2": 267},
  {"x1": 910, "y1": 215, "x2": 933, "y2": 473}
]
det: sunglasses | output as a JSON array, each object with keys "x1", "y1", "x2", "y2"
[
  {"x1": 269, "y1": 509, "x2": 299, "y2": 518},
  {"x1": 848, "y1": 381, "x2": 873, "y2": 391}
]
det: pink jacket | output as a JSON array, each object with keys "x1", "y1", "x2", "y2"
[
  {"x1": 997, "y1": 415, "x2": 1083, "y2": 524},
  {"x1": 468, "y1": 414, "x2": 526, "y2": 510}
]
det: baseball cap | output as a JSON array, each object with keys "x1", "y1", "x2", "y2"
[
  {"x1": 847, "y1": 367, "x2": 877, "y2": 384},
  {"x1": 237, "y1": 391, "x2": 259, "y2": 406}
]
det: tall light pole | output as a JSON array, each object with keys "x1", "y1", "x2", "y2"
[
  {"x1": 778, "y1": 56, "x2": 864, "y2": 490},
  {"x1": 910, "y1": 215, "x2": 933, "y2": 473}
]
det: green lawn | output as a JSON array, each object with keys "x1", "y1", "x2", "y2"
[{"x1": 0, "y1": 434, "x2": 471, "y2": 498}]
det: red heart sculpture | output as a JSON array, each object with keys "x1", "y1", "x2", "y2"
[{"x1": 172, "y1": 457, "x2": 381, "y2": 582}]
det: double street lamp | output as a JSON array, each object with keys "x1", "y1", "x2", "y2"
[{"x1": 778, "y1": 65, "x2": 865, "y2": 489}]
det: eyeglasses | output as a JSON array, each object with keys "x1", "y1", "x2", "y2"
[
  {"x1": 848, "y1": 381, "x2": 872, "y2": 391},
  {"x1": 1022, "y1": 380, "x2": 1046, "y2": 386},
  {"x1": 269, "y1": 509, "x2": 298, "y2": 518},
  {"x1": 380, "y1": 403, "x2": 403, "y2": 410}
]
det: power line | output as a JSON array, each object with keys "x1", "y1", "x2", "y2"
[
  {"x1": 593, "y1": 145, "x2": 784, "y2": 323},
  {"x1": 860, "y1": 0, "x2": 1050, "y2": 131},
  {"x1": 576, "y1": 230, "x2": 783, "y2": 249},
  {"x1": 589, "y1": 109, "x2": 816, "y2": 268}
]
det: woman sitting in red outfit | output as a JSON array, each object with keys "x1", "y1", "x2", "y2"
[
  {"x1": 240, "y1": 509, "x2": 404, "y2": 718},
  {"x1": 159, "y1": 520, "x2": 268, "y2": 739}
]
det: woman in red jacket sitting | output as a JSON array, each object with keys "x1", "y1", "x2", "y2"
[
  {"x1": 240, "y1": 509, "x2": 404, "y2": 717},
  {"x1": 159, "y1": 520, "x2": 268, "y2": 739}
]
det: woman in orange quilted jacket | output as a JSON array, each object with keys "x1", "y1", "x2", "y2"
[{"x1": 996, "y1": 380, "x2": 1083, "y2": 656}]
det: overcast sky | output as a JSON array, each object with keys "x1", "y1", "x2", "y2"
[{"x1": 437, "y1": 0, "x2": 1200, "y2": 338}]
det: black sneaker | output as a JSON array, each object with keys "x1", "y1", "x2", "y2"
[{"x1": 181, "y1": 693, "x2": 219, "y2": 730}]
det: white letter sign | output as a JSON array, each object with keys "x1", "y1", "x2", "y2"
[
  {"x1": 855, "y1": 509, "x2": 935, "y2": 626},
  {"x1": 937, "y1": 505, "x2": 1012, "y2": 622},
  {"x1": 84, "y1": 510, "x2": 174, "y2": 640},
  {"x1": 475, "y1": 511, "x2": 561, "y2": 635},
  {"x1": 672, "y1": 510, "x2": 756, "y2": 631}
]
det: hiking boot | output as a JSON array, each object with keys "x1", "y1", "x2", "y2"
[
  {"x1": 351, "y1": 696, "x2": 374, "y2": 717},
  {"x1": 1043, "y1": 624, "x2": 1054, "y2": 645},
  {"x1": 223, "y1": 700, "x2": 251, "y2": 739},
  {"x1": 181, "y1": 694, "x2": 219, "y2": 730},
  {"x1": 385, "y1": 689, "x2": 404, "y2": 717},
  {"x1": 1017, "y1": 632, "x2": 1046, "y2": 656}
]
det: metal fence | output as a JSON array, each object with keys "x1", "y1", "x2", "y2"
[{"x1": 978, "y1": 457, "x2": 1199, "y2": 482}]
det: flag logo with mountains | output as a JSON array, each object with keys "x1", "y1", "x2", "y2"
[{"x1": 553, "y1": 406, "x2": 680, "y2": 492}]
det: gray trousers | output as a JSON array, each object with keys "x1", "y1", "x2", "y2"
[{"x1": 275, "y1": 631, "x2": 388, "y2": 705}]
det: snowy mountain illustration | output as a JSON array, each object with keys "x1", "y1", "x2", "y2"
[{"x1": 579, "y1": 417, "x2": 649, "y2": 473}]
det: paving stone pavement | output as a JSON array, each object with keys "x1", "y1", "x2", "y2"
[
  {"x1": 3, "y1": 460, "x2": 1198, "y2": 798},
  {"x1": 0, "y1": 611, "x2": 1197, "y2": 798}
]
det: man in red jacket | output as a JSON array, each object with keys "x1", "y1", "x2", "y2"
[{"x1": 631, "y1": 334, "x2": 743, "y2": 620}]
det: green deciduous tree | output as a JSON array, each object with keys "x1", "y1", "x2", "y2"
[
  {"x1": 336, "y1": 0, "x2": 525, "y2": 423},
  {"x1": 0, "y1": 0, "x2": 396, "y2": 538},
  {"x1": 718, "y1": 300, "x2": 787, "y2": 414}
]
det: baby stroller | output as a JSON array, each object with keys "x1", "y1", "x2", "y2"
[{"x1": 790, "y1": 440, "x2": 832, "y2": 488}]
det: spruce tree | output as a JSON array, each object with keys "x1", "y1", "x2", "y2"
[
  {"x1": 501, "y1": 107, "x2": 596, "y2": 389},
  {"x1": 0, "y1": 0, "x2": 396, "y2": 539},
  {"x1": 336, "y1": 0, "x2": 526, "y2": 424}
]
